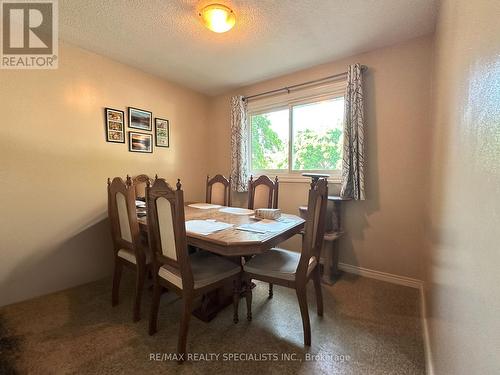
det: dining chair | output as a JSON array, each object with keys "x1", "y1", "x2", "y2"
[
  {"x1": 206, "y1": 174, "x2": 231, "y2": 206},
  {"x1": 107, "y1": 176, "x2": 151, "y2": 322},
  {"x1": 247, "y1": 175, "x2": 279, "y2": 210},
  {"x1": 243, "y1": 178, "x2": 328, "y2": 346},
  {"x1": 146, "y1": 177, "x2": 242, "y2": 360},
  {"x1": 132, "y1": 174, "x2": 152, "y2": 200},
  {"x1": 247, "y1": 175, "x2": 280, "y2": 298}
]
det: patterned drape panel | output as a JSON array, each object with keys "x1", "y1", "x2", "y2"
[
  {"x1": 340, "y1": 64, "x2": 366, "y2": 200},
  {"x1": 230, "y1": 96, "x2": 249, "y2": 192}
]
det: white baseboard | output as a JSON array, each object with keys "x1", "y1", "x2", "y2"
[
  {"x1": 337, "y1": 262, "x2": 423, "y2": 289},
  {"x1": 337, "y1": 262, "x2": 433, "y2": 374},
  {"x1": 419, "y1": 284, "x2": 434, "y2": 375}
]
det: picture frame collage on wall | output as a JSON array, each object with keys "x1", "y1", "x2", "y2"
[{"x1": 104, "y1": 106, "x2": 170, "y2": 153}]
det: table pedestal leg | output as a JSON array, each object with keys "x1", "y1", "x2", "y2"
[{"x1": 191, "y1": 277, "x2": 256, "y2": 322}]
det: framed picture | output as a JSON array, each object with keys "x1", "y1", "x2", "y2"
[
  {"x1": 128, "y1": 131, "x2": 153, "y2": 153},
  {"x1": 155, "y1": 118, "x2": 169, "y2": 147},
  {"x1": 128, "y1": 107, "x2": 152, "y2": 131},
  {"x1": 104, "y1": 108, "x2": 125, "y2": 143}
]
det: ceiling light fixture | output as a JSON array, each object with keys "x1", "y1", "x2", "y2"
[{"x1": 199, "y1": 3, "x2": 236, "y2": 33}]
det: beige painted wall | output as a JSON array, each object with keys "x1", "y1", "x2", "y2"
[
  {"x1": 0, "y1": 42, "x2": 210, "y2": 307},
  {"x1": 425, "y1": 0, "x2": 500, "y2": 373},
  {"x1": 209, "y1": 35, "x2": 433, "y2": 280}
]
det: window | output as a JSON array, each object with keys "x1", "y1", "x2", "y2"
[
  {"x1": 249, "y1": 90, "x2": 345, "y2": 181},
  {"x1": 250, "y1": 107, "x2": 289, "y2": 171}
]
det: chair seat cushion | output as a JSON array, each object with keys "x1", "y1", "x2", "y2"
[
  {"x1": 117, "y1": 248, "x2": 151, "y2": 265},
  {"x1": 158, "y1": 251, "x2": 240, "y2": 290},
  {"x1": 243, "y1": 248, "x2": 317, "y2": 281}
]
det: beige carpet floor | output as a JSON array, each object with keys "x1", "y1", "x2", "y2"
[{"x1": 0, "y1": 272, "x2": 424, "y2": 374}]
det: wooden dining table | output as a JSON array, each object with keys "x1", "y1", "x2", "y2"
[{"x1": 137, "y1": 204, "x2": 305, "y2": 321}]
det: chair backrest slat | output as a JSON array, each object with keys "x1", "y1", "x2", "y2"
[
  {"x1": 206, "y1": 174, "x2": 231, "y2": 206},
  {"x1": 297, "y1": 178, "x2": 328, "y2": 278},
  {"x1": 146, "y1": 178, "x2": 194, "y2": 289},
  {"x1": 248, "y1": 175, "x2": 279, "y2": 209},
  {"x1": 107, "y1": 176, "x2": 141, "y2": 259},
  {"x1": 116, "y1": 191, "x2": 133, "y2": 242},
  {"x1": 132, "y1": 174, "x2": 153, "y2": 199},
  {"x1": 156, "y1": 196, "x2": 178, "y2": 260}
]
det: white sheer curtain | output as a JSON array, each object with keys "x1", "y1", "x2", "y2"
[
  {"x1": 230, "y1": 96, "x2": 249, "y2": 192},
  {"x1": 340, "y1": 64, "x2": 366, "y2": 200}
]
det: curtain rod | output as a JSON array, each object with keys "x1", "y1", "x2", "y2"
[{"x1": 242, "y1": 65, "x2": 367, "y2": 102}]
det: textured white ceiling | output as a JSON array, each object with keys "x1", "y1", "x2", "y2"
[{"x1": 59, "y1": 0, "x2": 436, "y2": 95}]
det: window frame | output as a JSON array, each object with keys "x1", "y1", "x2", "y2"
[{"x1": 247, "y1": 80, "x2": 346, "y2": 183}]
